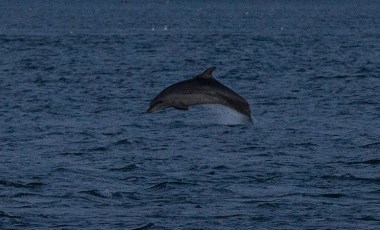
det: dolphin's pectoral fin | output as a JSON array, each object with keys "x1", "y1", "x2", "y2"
[{"x1": 172, "y1": 102, "x2": 189, "y2": 110}]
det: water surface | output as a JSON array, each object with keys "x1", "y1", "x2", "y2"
[{"x1": 1, "y1": 0, "x2": 379, "y2": 229}]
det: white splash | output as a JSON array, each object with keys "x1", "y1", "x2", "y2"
[{"x1": 201, "y1": 104, "x2": 252, "y2": 125}]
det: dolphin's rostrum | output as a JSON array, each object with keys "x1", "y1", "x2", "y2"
[{"x1": 147, "y1": 67, "x2": 252, "y2": 122}]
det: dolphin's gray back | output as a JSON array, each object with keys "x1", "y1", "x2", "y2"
[{"x1": 152, "y1": 76, "x2": 251, "y2": 116}]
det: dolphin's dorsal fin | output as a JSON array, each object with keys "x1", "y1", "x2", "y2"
[{"x1": 198, "y1": 67, "x2": 216, "y2": 79}]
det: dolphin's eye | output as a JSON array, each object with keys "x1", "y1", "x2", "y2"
[{"x1": 156, "y1": 101, "x2": 163, "y2": 104}]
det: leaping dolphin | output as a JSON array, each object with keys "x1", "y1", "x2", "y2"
[{"x1": 147, "y1": 67, "x2": 252, "y2": 122}]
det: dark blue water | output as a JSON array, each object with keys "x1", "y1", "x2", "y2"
[{"x1": 1, "y1": 0, "x2": 380, "y2": 229}]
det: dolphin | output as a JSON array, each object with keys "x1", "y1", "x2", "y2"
[{"x1": 147, "y1": 67, "x2": 252, "y2": 122}]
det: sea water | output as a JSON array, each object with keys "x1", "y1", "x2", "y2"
[{"x1": 1, "y1": 0, "x2": 379, "y2": 229}]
